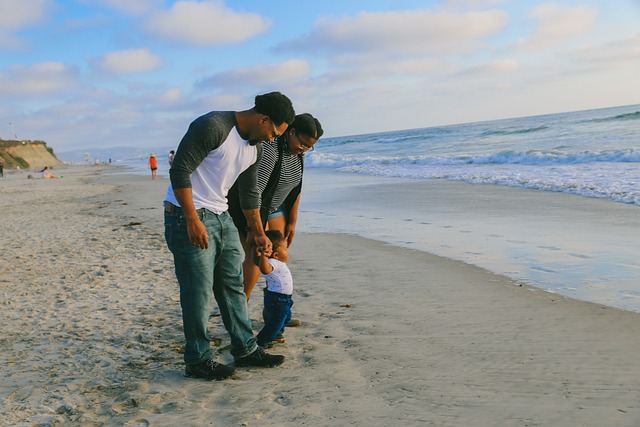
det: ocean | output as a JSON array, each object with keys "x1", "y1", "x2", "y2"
[
  {"x1": 308, "y1": 104, "x2": 640, "y2": 206},
  {"x1": 113, "y1": 104, "x2": 640, "y2": 311}
]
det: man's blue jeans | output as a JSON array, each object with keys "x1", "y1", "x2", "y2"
[
  {"x1": 257, "y1": 290, "x2": 293, "y2": 347},
  {"x1": 164, "y1": 206, "x2": 257, "y2": 363}
]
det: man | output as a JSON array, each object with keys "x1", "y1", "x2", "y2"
[{"x1": 164, "y1": 92, "x2": 295, "y2": 380}]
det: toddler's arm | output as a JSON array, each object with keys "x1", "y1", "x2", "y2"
[{"x1": 255, "y1": 247, "x2": 274, "y2": 275}]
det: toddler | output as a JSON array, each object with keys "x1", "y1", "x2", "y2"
[{"x1": 256, "y1": 230, "x2": 294, "y2": 348}]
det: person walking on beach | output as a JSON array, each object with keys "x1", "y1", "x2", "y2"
[
  {"x1": 229, "y1": 113, "x2": 323, "y2": 307},
  {"x1": 169, "y1": 150, "x2": 175, "y2": 167},
  {"x1": 255, "y1": 230, "x2": 296, "y2": 349},
  {"x1": 164, "y1": 91, "x2": 295, "y2": 381},
  {"x1": 149, "y1": 154, "x2": 158, "y2": 180},
  {"x1": 0, "y1": 162, "x2": 3, "y2": 178}
]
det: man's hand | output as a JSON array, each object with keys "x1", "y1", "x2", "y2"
[
  {"x1": 253, "y1": 233, "x2": 272, "y2": 257},
  {"x1": 187, "y1": 217, "x2": 209, "y2": 249},
  {"x1": 174, "y1": 188, "x2": 208, "y2": 249}
]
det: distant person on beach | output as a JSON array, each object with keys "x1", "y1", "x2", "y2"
[
  {"x1": 229, "y1": 113, "x2": 323, "y2": 312},
  {"x1": 163, "y1": 91, "x2": 295, "y2": 380},
  {"x1": 0, "y1": 162, "x2": 3, "y2": 178},
  {"x1": 169, "y1": 150, "x2": 175, "y2": 167},
  {"x1": 149, "y1": 154, "x2": 158, "y2": 180},
  {"x1": 255, "y1": 230, "x2": 295, "y2": 348},
  {"x1": 40, "y1": 166, "x2": 57, "y2": 179}
]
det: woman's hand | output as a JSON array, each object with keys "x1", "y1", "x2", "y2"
[{"x1": 284, "y1": 223, "x2": 296, "y2": 247}]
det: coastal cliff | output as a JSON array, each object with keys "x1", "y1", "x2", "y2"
[{"x1": 0, "y1": 139, "x2": 63, "y2": 169}]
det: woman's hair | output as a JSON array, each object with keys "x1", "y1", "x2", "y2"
[
  {"x1": 265, "y1": 230, "x2": 286, "y2": 252},
  {"x1": 254, "y1": 92, "x2": 295, "y2": 126},
  {"x1": 291, "y1": 113, "x2": 324, "y2": 139}
]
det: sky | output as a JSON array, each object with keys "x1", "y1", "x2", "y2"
[{"x1": 1, "y1": 0, "x2": 639, "y2": 154}]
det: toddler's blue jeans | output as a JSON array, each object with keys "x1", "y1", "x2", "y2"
[{"x1": 257, "y1": 290, "x2": 293, "y2": 347}]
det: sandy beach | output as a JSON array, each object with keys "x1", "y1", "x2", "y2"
[{"x1": 2, "y1": 166, "x2": 640, "y2": 426}]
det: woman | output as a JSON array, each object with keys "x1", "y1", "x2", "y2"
[{"x1": 229, "y1": 113, "x2": 323, "y2": 301}]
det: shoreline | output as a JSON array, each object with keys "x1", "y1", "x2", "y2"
[
  {"x1": 2, "y1": 167, "x2": 640, "y2": 425},
  {"x1": 300, "y1": 168, "x2": 640, "y2": 312}
]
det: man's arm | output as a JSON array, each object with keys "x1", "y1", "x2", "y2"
[
  {"x1": 170, "y1": 113, "x2": 231, "y2": 250},
  {"x1": 173, "y1": 187, "x2": 210, "y2": 250},
  {"x1": 237, "y1": 144, "x2": 272, "y2": 254},
  {"x1": 243, "y1": 207, "x2": 271, "y2": 255}
]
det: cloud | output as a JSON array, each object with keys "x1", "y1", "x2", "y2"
[
  {"x1": 385, "y1": 59, "x2": 443, "y2": 76},
  {"x1": 144, "y1": 0, "x2": 271, "y2": 46},
  {"x1": 314, "y1": 57, "x2": 447, "y2": 92},
  {"x1": 196, "y1": 59, "x2": 311, "y2": 89},
  {"x1": 517, "y1": 3, "x2": 597, "y2": 50},
  {"x1": 90, "y1": 49, "x2": 164, "y2": 74},
  {"x1": 281, "y1": 9, "x2": 508, "y2": 57},
  {"x1": 569, "y1": 33, "x2": 640, "y2": 65},
  {"x1": 458, "y1": 58, "x2": 522, "y2": 76},
  {"x1": 92, "y1": 0, "x2": 165, "y2": 15},
  {"x1": 442, "y1": 0, "x2": 507, "y2": 9},
  {"x1": 157, "y1": 88, "x2": 184, "y2": 104},
  {"x1": 9, "y1": 86, "x2": 194, "y2": 151},
  {"x1": 0, "y1": 0, "x2": 54, "y2": 49},
  {"x1": 0, "y1": 0, "x2": 51, "y2": 30},
  {"x1": 0, "y1": 62, "x2": 79, "y2": 96}
]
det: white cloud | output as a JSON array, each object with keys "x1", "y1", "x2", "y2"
[
  {"x1": 319, "y1": 57, "x2": 447, "y2": 90},
  {"x1": 192, "y1": 93, "x2": 247, "y2": 112},
  {"x1": 282, "y1": 9, "x2": 508, "y2": 57},
  {"x1": 93, "y1": 0, "x2": 165, "y2": 15},
  {"x1": 0, "y1": 62, "x2": 79, "y2": 96},
  {"x1": 517, "y1": 3, "x2": 598, "y2": 50},
  {"x1": 91, "y1": 49, "x2": 164, "y2": 74},
  {"x1": 158, "y1": 88, "x2": 184, "y2": 104},
  {"x1": 386, "y1": 59, "x2": 443, "y2": 75},
  {"x1": 144, "y1": 0, "x2": 271, "y2": 46},
  {"x1": 0, "y1": 0, "x2": 51, "y2": 30},
  {"x1": 0, "y1": 0, "x2": 53, "y2": 49},
  {"x1": 569, "y1": 33, "x2": 640, "y2": 65},
  {"x1": 459, "y1": 58, "x2": 522, "y2": 76},
  {"x1": 443, "y1": 0, "x2": 507, "y2": 10},
  {"x1": 197, "y1": 59, "x2": 311, "y2": 89}
]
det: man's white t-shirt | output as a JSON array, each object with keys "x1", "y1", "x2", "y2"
[{"x1": 164, "y1": 126, "x2": 258, "y2": 214}]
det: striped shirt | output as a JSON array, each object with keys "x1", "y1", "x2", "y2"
[{"x1": 257, "y1": 140, "x2": 303, "y2": 213}]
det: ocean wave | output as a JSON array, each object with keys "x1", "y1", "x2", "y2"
[
  {"x1": 306, "y1": 148, "x2": 640, "y2": 168},
  {"x1": 589, "y1": 111, "x2": 640, "y2": 123},
  {"x1": 333, "y1": 163, "x2": 640, "y2": 206},
  {"x1": 480, "y1": 125, "x2": 549, "y2": 137},
  {"x1": 321, "y1": 129, "x2": 447, "y2": 148}
]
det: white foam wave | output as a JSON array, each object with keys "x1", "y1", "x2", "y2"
[
  {"x1": 315, "y1": 161, "x2": 640, "y2": 206},
  {"x1": 306, "y1": 148, "x2": 640, "y2": 168}
]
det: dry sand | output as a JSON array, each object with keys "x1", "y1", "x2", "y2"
[{"x1": 1, "y1": 166, "x2": 640, "y2": 426}]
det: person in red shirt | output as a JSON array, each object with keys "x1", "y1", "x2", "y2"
[{"x1": 149, "y1": 154, "x2": 158, "y2": 180}]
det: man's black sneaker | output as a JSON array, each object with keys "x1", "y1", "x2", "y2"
[
  {"x1": 185, "y1": 359, "x2": 236, "y2": 380},
  {"x1": 234, "y1": 347, "x2": 285, "y2": 368}
]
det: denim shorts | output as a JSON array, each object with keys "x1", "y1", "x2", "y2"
[{"x1": 267, "y1": 205, "x2": 285, "y2": 220}]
